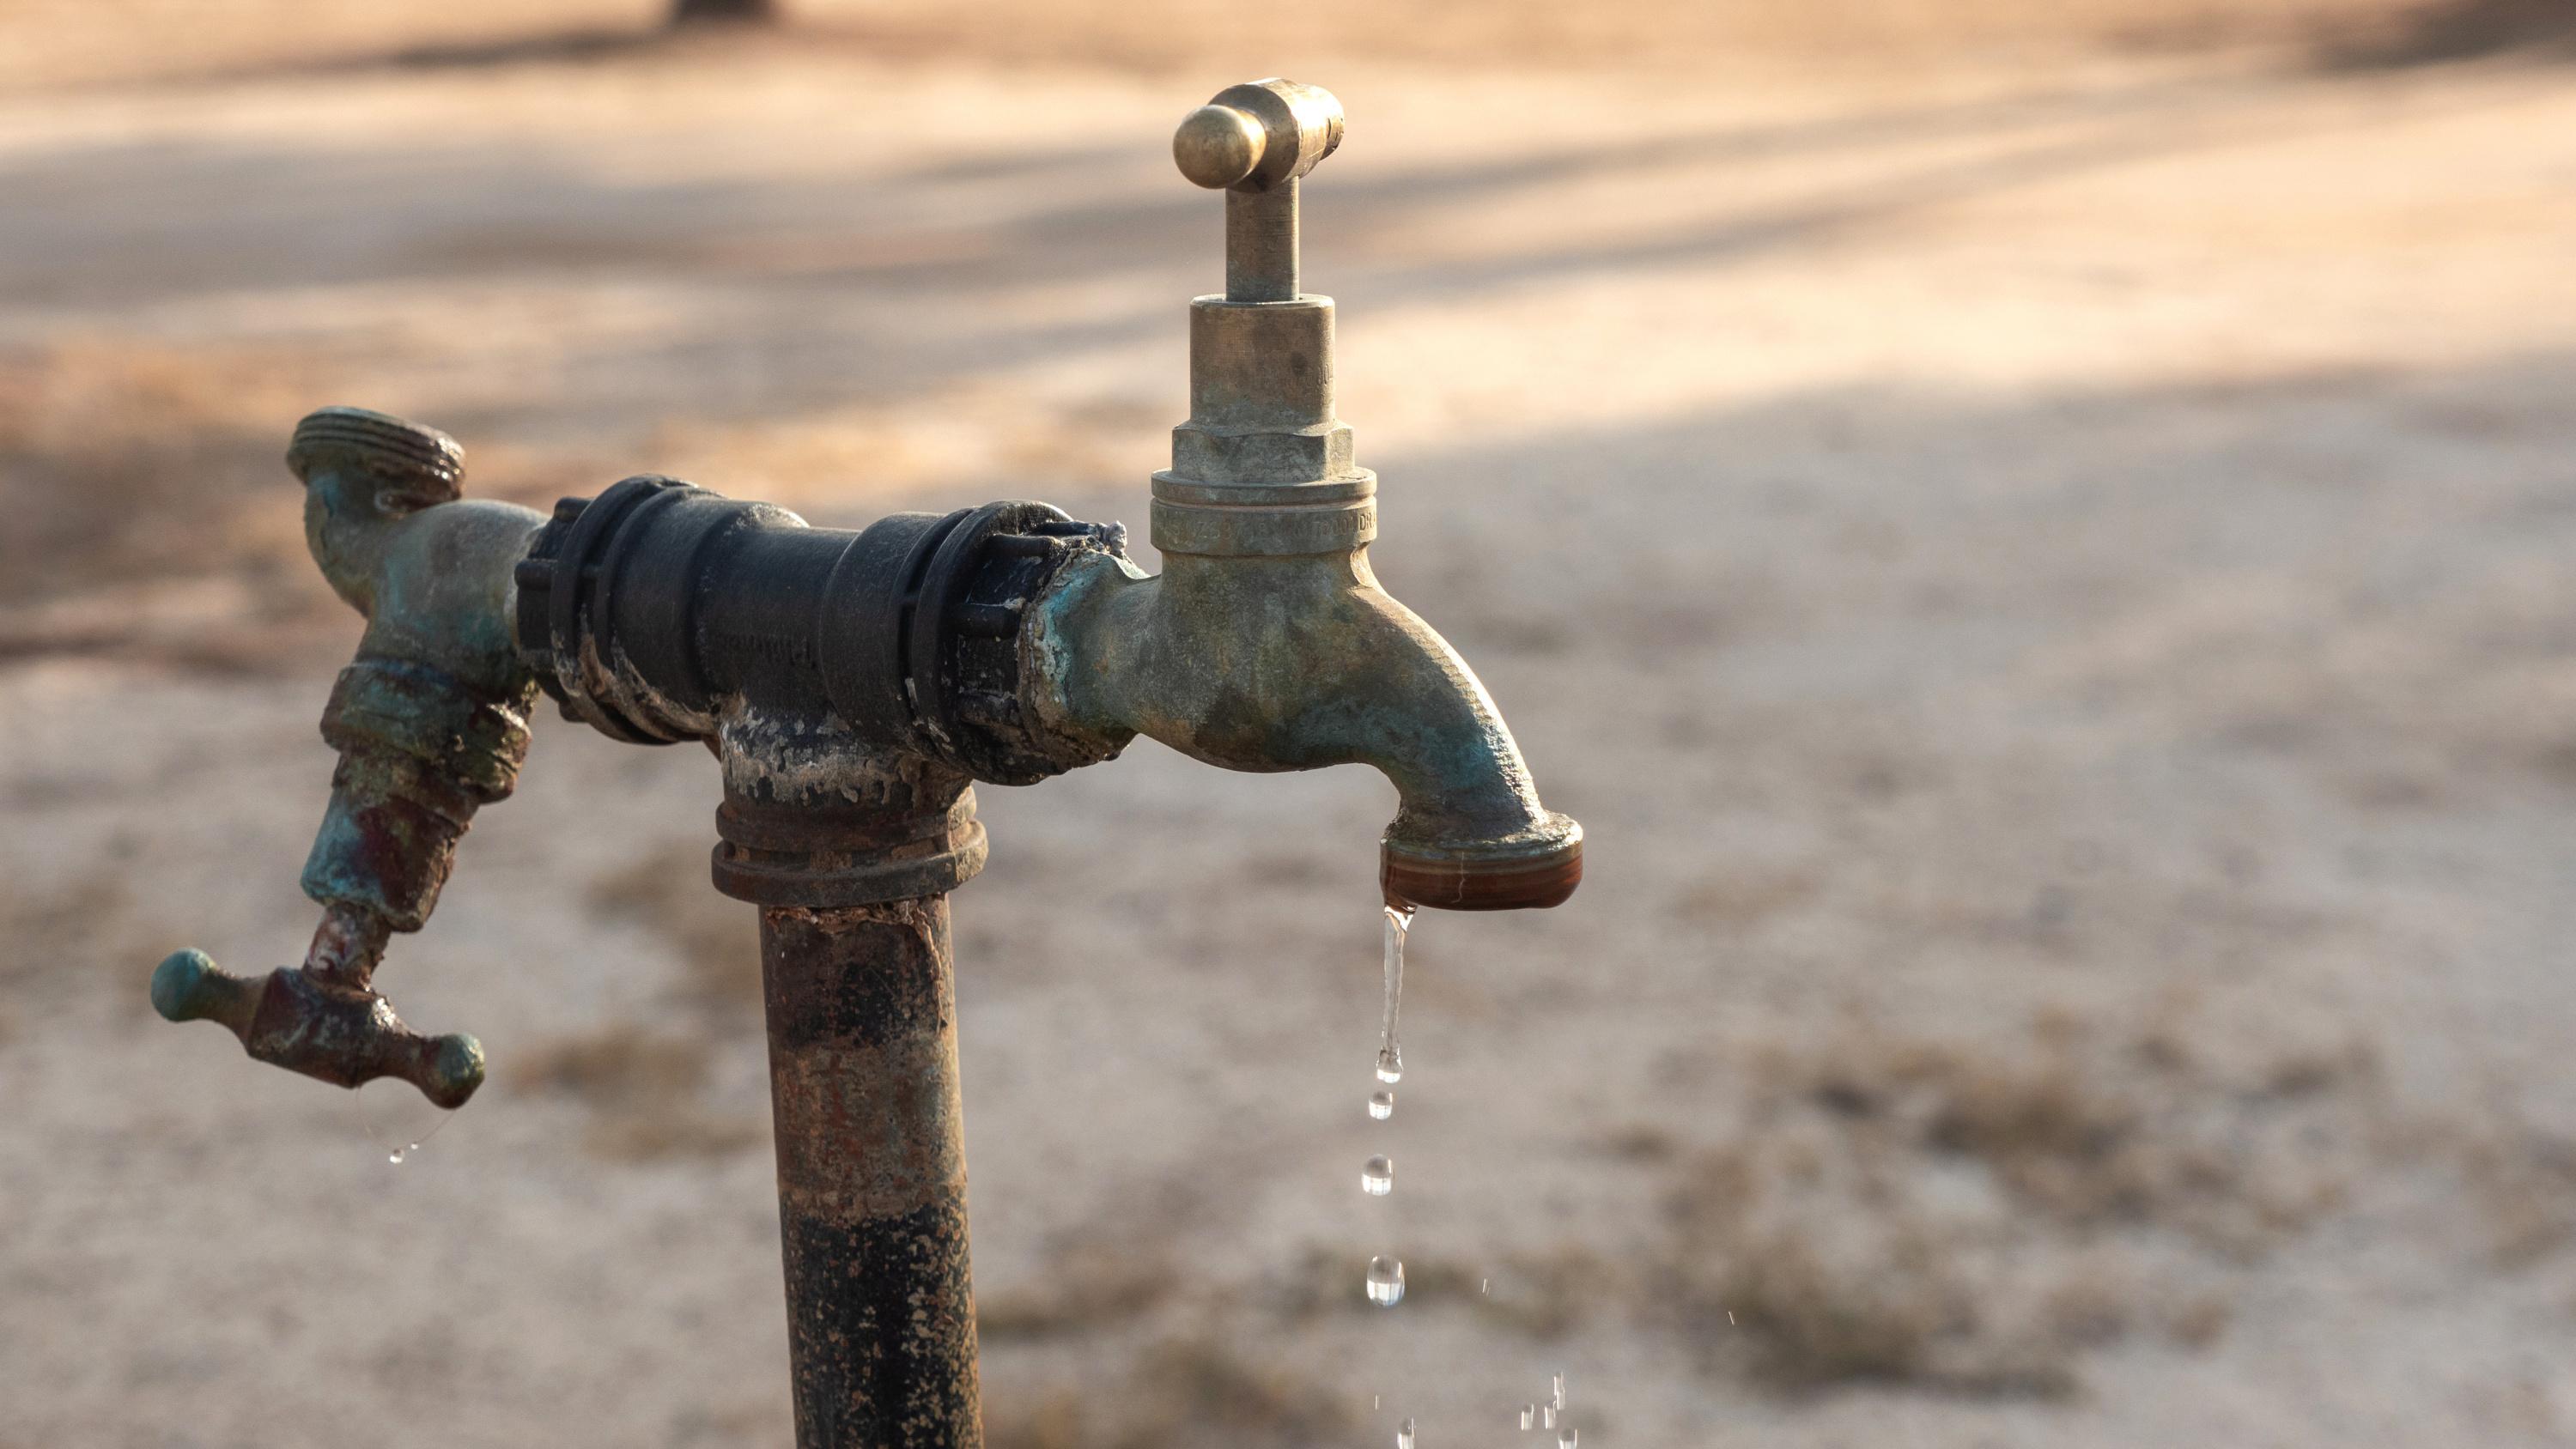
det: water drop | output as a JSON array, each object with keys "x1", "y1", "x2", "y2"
[
  {"x1": 1552, "y1": 1373, "x2": 1567, "y2": 1410},
  {"x1": 1520, "y1": 1405, "x2": 1535, "y2": 1430},
  {"x1": 1558, "y1": 1432, "x2": 1577, "y2": 1449},
  {"x1": 1376, "y1": 1046, "x2": 1403, "y2": 1084},
  {"x1": 356, "y1": 1080, "x2": 457, "y2": 1167},
  {"x1": 1365, "y1": 1256, "x2": 1406, "y2": 1307},
  {"x1": 1362, "y1": 1155, "x2": 1394, "y2": 1196},
  {"x1": 1542, "y1": 1406, "x2": 1558, "y2": 1429},
  {"x1": 1397, "y1": 1418, "x2": 1416, "y2": 1449},
  {"x1": 1369, "y1": 1089, "x2": 1395, "y2": 1120}
]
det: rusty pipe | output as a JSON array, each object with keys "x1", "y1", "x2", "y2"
[{"x1": 762, "y1": 896, "x2": 981, "y2": 1446}]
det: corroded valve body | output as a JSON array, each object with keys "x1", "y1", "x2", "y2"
[{"x1": 146, "y1": 79, "x2": 1581, "y2": 1449}]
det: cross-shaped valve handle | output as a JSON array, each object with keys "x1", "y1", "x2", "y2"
[{"x1": 151, "y1": 907, "x2": 484, "y2": 1109}]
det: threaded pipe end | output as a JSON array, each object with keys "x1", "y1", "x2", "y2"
[{"x1": 287, "y1": 406, "x2": 465, "y2": 503}]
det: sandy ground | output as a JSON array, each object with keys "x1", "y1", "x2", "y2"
[{"x1": 3, "y1": 5, "x2": 2576, "y2": 1447}]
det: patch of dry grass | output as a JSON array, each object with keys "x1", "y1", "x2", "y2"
[
  {"x1": 984, "y1": 1339, "x2": 1352, "y2": 1449},
  {"x1": 0, "y1": 866, "x2": 179, "y2": 1009},
  {"x1": 976, "y1": 1246, "x2": 1182, "y2": 1343},
  {"x1": 2462, "y1": 1121, "x2": 2576, "y2": 1266},
  {"x1": 0, "y1": 340, "x2": 319, "y2": 609},
  {"x1": 513, "y1": 1022, "x2": 762, "y2": 1161},
  {"x1": 587, "y1": 840, "x2": 760, "y2": 1012},
  {"x1": 1656, "y1": 1005, "x2": 2393, "y2": 1394}
]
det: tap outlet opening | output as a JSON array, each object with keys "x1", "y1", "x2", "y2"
[{"x1": 1381, "y1": 813, "x2": 1583, "y2": 912}]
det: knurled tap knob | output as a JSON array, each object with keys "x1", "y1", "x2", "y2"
[{"x1": 1172, "y1": 79, "x2": 1344, "y2": 303}]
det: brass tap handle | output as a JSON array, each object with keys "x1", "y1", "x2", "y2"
[
  {"x1": 151, "y1": 915, "x2": 485, "y2": 1109},
  {"x1": 144, "y1": 408, "x2": 539, "y2": 1113},
  {"x1": 1172, "y1": 79, "x2": 1344, "y2": 303},
  {"x1": 1172, "y1": 80, "x2": 1341, "y2": 191}
]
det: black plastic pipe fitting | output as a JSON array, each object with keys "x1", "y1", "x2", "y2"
[{"x1": 513, "y1": 479, "x2": 1125, "y2": 785}]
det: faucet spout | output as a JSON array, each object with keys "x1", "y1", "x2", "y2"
[{"x1": 1028, "y1": 545, "x2": 1583, "y2": 910}]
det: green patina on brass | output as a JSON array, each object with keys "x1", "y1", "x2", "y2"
[
  {"x1": 147, "y1": 78, "x2": 1582, "y2": 1447},
  {"x1": 152, "y1": 407, "x2": 544, "y2": 1108},
  {"x1": 1029, "y1": 79, "x2": 1580, "y2": 908}
]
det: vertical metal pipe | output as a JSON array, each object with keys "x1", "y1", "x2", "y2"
[
  {"x1": 1226, "y1": 179, "x2": 1299, "y2": 302},
  {"x1": 761, "y1": 894, "x2": 982, "y2": 1448}
]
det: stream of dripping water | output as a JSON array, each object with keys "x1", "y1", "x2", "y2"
[
  {"x1": 1364, "y1": 904, "x2": 1574, "y2": 1449},
  {"x1": 1367, "y1": 905, "x2": 1413, "y2": 1440},
  {"x1": 355, "y1": 1080, "x2": 459, "y2": 1166},
  {"x1": 1376, "y1": 905, "x2": 1413, "y2": 1086}
]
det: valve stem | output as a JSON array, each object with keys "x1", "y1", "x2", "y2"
[{"x1": 1226, "y1": 184, "x2": 1298, "y2": 303}]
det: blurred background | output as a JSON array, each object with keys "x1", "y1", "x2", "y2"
[{"x1": 3, "y1": 2, "x2": 2573, "y2": 1446}]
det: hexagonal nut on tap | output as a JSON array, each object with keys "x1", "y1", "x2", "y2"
[{"x1": 1173, "y1": 79, "x2": 1343, "y2": 191}]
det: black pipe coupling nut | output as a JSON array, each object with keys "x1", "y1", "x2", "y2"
[{"x1": 513, "y1": 478, "x2": 1125, "y2": 784}]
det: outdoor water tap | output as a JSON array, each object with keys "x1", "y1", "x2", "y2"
[
  {"x1": 1024, "y1": 79, "x2": 1584, "y2": 909},
  {"x1": 151, "y1": 408, "x2": 547, "y2": 1107},
  {"x1": 141, "y1": 78, "x2": 1582, "y2": 1446}
]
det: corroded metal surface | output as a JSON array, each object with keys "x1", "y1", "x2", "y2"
[
  {"x1": 148, "y1": 76, "x2": 1583, "y2": 1446},
  {"x1": 150, "y1": 935, "x2": 486, "y2": 1108},
  {"x1": 1028, "y1": 547, "x2": 1582, "y2": 910},
  {"x1": 1023, "y1": 83, "x2": 1584, "y2": 910},
  {"x1": 762, "y1": 890, "x2": 982, "y2": 1448},
  {"x1": 152, "y1": 408, "x2": 540, "y2": 1104}
]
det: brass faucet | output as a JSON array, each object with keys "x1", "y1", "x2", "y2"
[
  {"x1": 1032, "y1": 80, "x2": 1580, "y2": 910},
  {"x1": 147, "y1": 80, "x2": 1582, "y2": 1448}
]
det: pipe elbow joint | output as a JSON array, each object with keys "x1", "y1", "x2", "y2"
[
  {"x1": 1026, "y1": 550, "x2": 1580, "y2": 911},
  {"x1": 287, "y1": 408, "x2": 545, "y2": 935}
]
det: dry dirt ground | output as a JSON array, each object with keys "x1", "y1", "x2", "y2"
[{"x1": 4, "y1": 3, "x2": 2576, "y2": 1446}]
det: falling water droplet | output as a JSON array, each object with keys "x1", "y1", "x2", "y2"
[
  {"x1": 1376, "y1": 906, "x2": 1413, "y2": 1084},
  {"x1": 1552, "y1": 1373, "x2": 1567, "y2": 1410},
  {"x1": 1369, "y1": 1089, "x2": 1395, "y2": 1120},
  {"x1": 1397, "y1": 1418, "x2": 1417, "y2": 1449},
  {"x1": 1557, "y1": 1431, "x2": 1577, "y2": 1449},
  {"x1": 1542, "y1": 1405, "x2": 1557, "y2": 1429},
  {"x1": 357, "y1": 1081, "x2": 458, "y2": 1167},
  {"x1": 1365, "y1": 1256, "x2": 1406, "y2": 1307},
  {"x1": 1480, "y1": 1277, "x2": 1491, "y2": 1294},
  {"x1": 1520, "y1": 1405, "x2": 1535, "y2": 1431},
  {"x1": 1362, "y1": 1155, "x2": 1394, "y2": 1196}
]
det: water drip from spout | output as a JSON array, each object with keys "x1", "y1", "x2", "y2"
[
  {"x1": 1376, "y1": 905, "x2": 1414, "y2": 1084},
  {"x1": 356, "y1": 1078, "x2": 458, "y2": 1167},
  {"x1": 1366, "y1": 1255, "x2": 1406, "y2": 1306}
]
